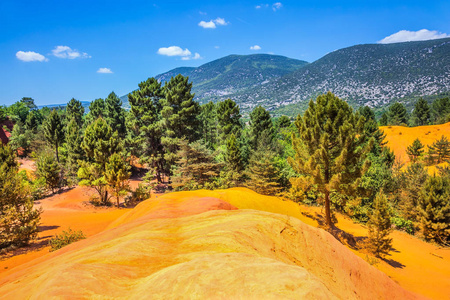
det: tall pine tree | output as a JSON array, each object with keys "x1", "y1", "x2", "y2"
[
  {"x1": 66, "y1": 98, "x2": 85, "y2": 128},
  {"x1": 127, "y1": 77, "x2": 165, "y2": 182},
  {"x1": 387, "y1": 102, "x2": 408, "y2": 125},
  {"x1": 105, "y1": 92, "x2": 126, "y2": 137},
  {"x1": 43, "y1": 109, "x2": 64, "y2": 162},
  {"x1": 249, "y1": 105, "x2": 274, "y2": 150},
  {"x1": 406, "y1": 138, "x2": 425, "y2": 162},
  {"x1": 366, "y1": 192, "x2": 393, "y2": 258},
  {"x1": 289, "y1": 92, "x2": 371, "y2": 228},
  {"x1": 216, "y1": 99, "x2": 242, "y2": 144},
  {"x1": 160, "y1": 74, "x2": 201, "y2": 177},
  {"x1": 412, "y1": 98, "x2": 430, "y2": 126}
]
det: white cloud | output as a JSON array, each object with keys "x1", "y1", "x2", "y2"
[
  {"x1": 52, "y1": 45, "x2": 90, "y2": 59},
  {"x1": 157, "y1": 46, "x2": 191, "y2": 57},
  {"x1": 181, "y1": 52, "x2": 202, "y2": 61},
  {"x1": 97, "y1": 68, "x2": 113, "y2": 74},
  {"x1": 272, "y1": 2, "x2": 282, "y2": 11},
  {"x1": 198, "y1": 17, "x2": 228, "y2": 29},
  {"x1": 214, "y1": 17, "x2": 227, "y2": 26},
  {"x1": 16, "y1": 51, "x2": 48, "y2": 62},
  {"x1": 378, "y1": 29, "x2": 450, "y2": 44},
  {"x1": 199, "y1": 11, "x2": 207, "y2": 15},
  {"x1": 199, "y1": 20, "x2": 216, "y2": 29},
  {"x1": 214, "y1": 45, "x2": 220, "y2": 49},
  {"x1": 256, "y1": 4, "x2": 269, "y2": 9},
  {"x1": 250, "y1": 45, "x2": 261, "y2": 50}
]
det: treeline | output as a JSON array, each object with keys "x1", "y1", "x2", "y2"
[
  {"x1": 1, "y1": 77, "x2": 449, "y2": 253},
  {"x1": 379, "y1": 97, "x2": 450, "y2": 126}
]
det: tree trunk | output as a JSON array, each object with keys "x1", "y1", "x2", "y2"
[
  {"x1": 55, "y1": 141, "x2": 59, "y2": 163},
  {"x1": 116, "y1": 195, "x2": 120, "y2": 208},
  {"x1": 324, "y1": 189, "x2": 333, "y2": 228}
]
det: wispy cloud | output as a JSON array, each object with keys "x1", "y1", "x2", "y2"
[
  {"x1": 378, "y1": 29, "x2": 450, "y2": 44},
  {"x1": 181, "y1": 53, "x2": 202, "y2": 60},
  {"x1": 272, "y1": 2, "x2": 282, "y2": 11},
  {"x1": 16, "y1": 51, "x2": 48, "y2": 62},
  {"x1": 256, "y1": 3, "x2": 282, "y2": 11},
  {"x1": 198, "y1": 17, "x2": 228, "y2": 29},
  {"x1": 97, "y1": 68, "x2": 113, "y2": 74},
  {"x1": 157, "y1": 46, "x2": 201, "y2": 60},
  {"x1": 250, "y1": 45, "x2": 261, "y2": 50},
  {"x1": 199, "y1": 11, "x2": 207, "y2": 15},
  {"x1": 52, "y1": 46, "x2": 90, "y2": 59}
]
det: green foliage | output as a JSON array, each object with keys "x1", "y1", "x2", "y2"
[
  {"x1": 104, "y1": 153, "x2": 131, "y2": 207},
  {"x1": 391, "y1": 216, "x2": 415, "y2": 235},
  {"x1": 7, "y1": 101, "x2": 29, "y2": 123},
  {"x1": 0, "y1": 105, "x2": 7, "y2": 122},
  {"x1": 406, "y1": 138, "x2": 424, "y2": 163},
  {"x1": 86, "y1": 98, "x2": 105, "y2": 124},
  {"x1": 288, "y1": 176, "x2": 320, "y2": 205},
  {"x1": 249, "y1": 105, "x2": 274, "y2": 150},
  {"x1": 125, "y1": 183, "x2": 152, "y2": 206},
  {"x1": 399, "y1": 162, "x2": 428, "y2": 222},
  {"x1": 245, "y1": 149, "x2": 281, "y2": 196},
  {"x1": 105, "y1": 92, "x2": 126, "y2": 137},
  {"x1": 9, "y1": 122, "x2": 33, "y2": 156},
  {"x1": 216, "y1": 99, "x2": 242, "y2": 143},
  {"x1": 160, "y1": 74, "x2": 201, "y2": 176},
  {"x1": 412, "y1": 98, "x2": 430, "y2": 126},
  {"x1": 65, "y1": 118, "x2": 84, "y2": 183},
  {"x1": 366, "y1": 192, "x2": 393, "y2": 258},
  {"x1": 126, "y1": 77, "x2": 165, "y2": 182},
  {"x1": 275, "y1": 115, "x2": 291, "y2": 129},
  {"x1": 20, "y1": 97, "x2": 37, "y2": 110},
  {"x1": 172, "y1": 140, "x2": 223, "y2": 190},
  {"x1": 289, "y1": 92, "x2": 371, "y2": 227},
  {"x1": 379, "y1": 112, "x2": 388, "y2": 126},
  {"x1": 431, "y1": 97, "x2": 450, "y2": 124},
  {"x1": 78, "y1": 161, "x2": 110, "y2": 205},
  {"x1": 25, "y1": 110, "x2": 43, "y2": 132},
  {"x1": 66, "y1": 98, "x2": 85, "y2": 128},
  {"x1": 0, "y1": 144, "x2": 41, "y2": 250},
  {"x1": 418, "y1": 176, "x2": 450, "y2": 245},
  {"x1": 427, "y1": 135, "x2": 450, "y2": 164},
  {"x1": 36, "y1": 150, "x2": 61, "y2": 193},
  {"x1": 225, "y1": 134, "x2": 243, "y2": 173},
  {"x1": 199, "y1": 101, "x2": 218, "y2": 149},
  {"x1": 49, "y1": 228, "x2": 86, "y2": 252},
  {"x1": 43, "y1": 109, "x2": 64, "y2": 162},
  {"x1": 387, "y1": 102, "x2": 408, "y2": 126}
]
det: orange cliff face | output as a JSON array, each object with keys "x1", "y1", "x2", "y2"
[{"x1": 0, "y1": 189, "x2": 419, "y2": 299}]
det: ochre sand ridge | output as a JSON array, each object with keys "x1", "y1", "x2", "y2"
[{"x1": 0, "y1": 189, "x2": 417, "y2": 299}]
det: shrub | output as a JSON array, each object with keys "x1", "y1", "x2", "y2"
[
  {"x1": 49, "y1": 228, "x2": 86, "y2": 252},
  {"x1": 391, "y1": 216, "x2": 415, "y2": 235}
]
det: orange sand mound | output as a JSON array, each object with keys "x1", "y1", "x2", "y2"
[
  {"x1": 381, "y1": 122, "x2": 450, "y2": 164},
  {"x1": 0, "y1": 190, "x2": 415, "y2": 299}
]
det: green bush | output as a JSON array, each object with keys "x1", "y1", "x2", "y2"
[
  {"x1": 49, "y1": 228, "x2": 86, "y2": 252},
  {"x1": 391, "y1": 216, "x2": 415, "y2": 235}
]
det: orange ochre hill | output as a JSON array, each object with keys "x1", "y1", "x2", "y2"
[
  {"x1": 381, "y1": 122, "x2": 450, "y2": 166},
  {"x1": 1, "y1": 188, "x2": 440, "y2": 299}
]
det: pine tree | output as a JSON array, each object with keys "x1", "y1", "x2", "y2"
[
  {"x1": 85, "y1": 98, "x2": 105, "y2": 124},
  {"x1": 400, "y1": 162, "x2": 428, "y2": 221},
  {"x1": 406, "y1": 138, "x2": 425, "y2": 162},
  {"x1": 25, "y1": 110, "x2": 43, "y2": 132},
  {"x1": 0, "y1": 144, "x2": 40, "y2": 249},
  {"x1": 225, "y1": 134, "x2": 243, "y2": 172},
  {"x1": 276, "y1": 115, "x2": 291, "y2": 129},
  {"x1": 366, "y1": 192, "x2": 393, "y2": 258},
  {"x1": 66, "y1": 98, "x2": 85, "y2": 128},
  {"x1": 245, "y1": 149, "x2": 281, "y2": 196},
  {"x1": 105, "y1": 92, "x2": 126, "y2": 137},
  {"x1": 427, "y1": 135, "x2": 450, "y2": 164},
  {"x1": 431, "y1": 97, "x2": 450, "y2": 124},
  {"x1": 36, "y1": 151, "x2": 61, "y2": 194},
  {"x1": 216, "y1": 99, "x2": 242, "y2": 143},
  {"x1": 199, "y1": 101, "x2": 218, "y2": 149},
  {"x1": 127, "y1": 77, "x2": 165, "y2": 182},
  {"x1": 105, "y1": 153, "x2": 131, "y2": 207},
  {"x1": 249, "y1": 105, "x2": 274, "y2": 150},
  {"x1": 379, "y1": 112, "x2": 388, "y2": 126},
  {"x1": 160, "y1": 74, "x2": 201, "y2": 177},
  {"x1": 20, "y1": 97, "x2": 37, "y2": 110},
  {"x1": 418, "y1": 176, "x2": 450, "y2": 245},
  {"x1": 65, "y1": 118, "x2": 84, "y2": 182},
  {"x1": 289, "y1": 92, "x2": 371, "y2": 228},
  {"x1": 360, "y1": 107, "x2": 387, "y2": 156},
  {"x1": 172, "y1": 140, "x2": 222, "y2": 190},
  {"x1": 387, "y1": 102, "x2": 408, "y2": 125},
  {"x1": 412, "y1": 98, "x2": 430, "y2": 126},
  {"x1": 43, "y1": 109, "x2": 64, "y2": 162},
  {"x1": 79, "y1": 117, "x2": 122, "y2": 204}
]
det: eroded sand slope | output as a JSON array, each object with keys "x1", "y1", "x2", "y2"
[{"x1": 0, "y1": 192, "x2": 416, "y2": 299}]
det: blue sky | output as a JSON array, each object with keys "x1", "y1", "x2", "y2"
[{"x1": 1, "y1": 0, "x2": 449, "y2": 105}]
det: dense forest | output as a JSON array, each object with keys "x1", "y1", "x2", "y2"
[{"x1": 1, "y1": 75, "x2": 450, "y2": 256}]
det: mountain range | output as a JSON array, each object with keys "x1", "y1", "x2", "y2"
[{"x1": 121, "y1": 38, "x2": 449, "y2": 115}]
